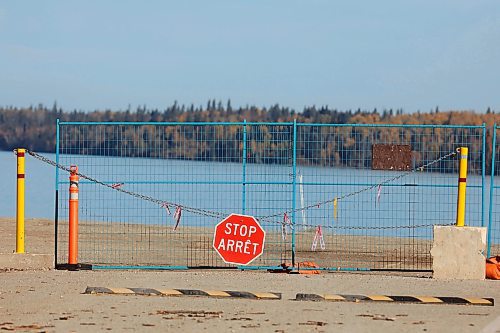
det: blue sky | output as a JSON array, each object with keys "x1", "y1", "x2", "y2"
[{"x1": 0, "y1": 1, "x2": 499, "y2": 113}]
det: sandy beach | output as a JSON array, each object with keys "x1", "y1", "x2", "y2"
[{"x1": 1, "y1": 217, "x2": 499, "y2": 332}]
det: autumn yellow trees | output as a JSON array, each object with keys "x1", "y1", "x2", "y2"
[{"x1": 0, "y1": 103, "x2": 498, "y2": 174}]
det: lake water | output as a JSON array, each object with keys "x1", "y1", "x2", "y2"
[
  {"x1": 0, "y1": 150, "x2": 56, "y2": 219},
  {"x1": 0, "y1": 150, "x2": 488, "y2": 238}
]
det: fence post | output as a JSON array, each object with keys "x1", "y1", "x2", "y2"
[
  {"x1": 16, "y1": 148, "x2": 26, "y2": 254},
  {"x1": 456, "y1": 147, "x2": 468, "y2": 227},
  {"x1": 291, "y1": 120, "x2": 297, "y2": 266},
  {"x1": 69, "y1": 165, "x2": 79, "y2": 265},
  {"x1": 481, "y1": 123, "x2": 486, "y2": 227},
  {"x1": 55, "y1": 118, "x2": 60, "y2": 267},
  {"x1": 242, "y1": 120, "x2": 247, "y2": 215},
  {"x1": 487, "y1": 125, "x2": 497, "y2": 257}
]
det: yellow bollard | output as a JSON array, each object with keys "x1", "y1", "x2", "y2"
[
  {"x1": 16, "y1": 148, "x2": 26, "y2": 253},
  {"x1": 456, "y1": 147, "x2": 468, "y2": 227}
]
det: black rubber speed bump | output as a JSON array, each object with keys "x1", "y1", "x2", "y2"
[
  {"x1": 295, "y1": 293, "x2": 494, "y2": 306},
  {"x1": 84, "y1": 287, "x2": 281, "y2": 300}
]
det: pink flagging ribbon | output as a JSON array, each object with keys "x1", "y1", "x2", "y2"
[
  {"x1": 161, "y1": 202, "x2": 171, "y2": 215},
  {"x1": 376, "y1": 184, "x2": 382, "y2": 205},
  {"x1": 173, "y1": 206, "x2": 182, "y2": 231},
  {"x1": 111, "y1": 183, "x2": 124, "y2": 189},
  {"x1": 282, "y1": 213, "x2": 291, "y2": 241},
  {"x1": 311, "y1": 225, "x2": 326, "y2": 251}
]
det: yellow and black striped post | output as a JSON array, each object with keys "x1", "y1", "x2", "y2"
[
  {"x1": 456, "y1": 147, "x2": 468, "y2": 227},
  {"x1": 16, "y1": 148, "x2": 26, "y2": 253}
]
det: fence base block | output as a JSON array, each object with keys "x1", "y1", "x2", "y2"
[{"x1": 431, "y1": 226, "x2": 487, "y2": 280}]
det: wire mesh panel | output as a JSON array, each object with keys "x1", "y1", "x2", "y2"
[
  {"x1": 55, "y1": 122, "x2": 294, "y2": 268},
  {"x1": 294, "y1": 124, "x2": 485, "y2": 270},
  {"x1": 489, "y1": 125, "x2": 500, "y2": 257}
]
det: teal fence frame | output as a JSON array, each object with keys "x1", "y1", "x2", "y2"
[
  {"x1": 54, "y1": 121, "x2": 488, "y2": 271},
  {"x1": 488, "y1": 124, "x2": 499, "y2": 257}
]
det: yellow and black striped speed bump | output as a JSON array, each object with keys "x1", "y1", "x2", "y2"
[
  {"x1": 295, "y1": 294, "x2": 494, "y2": 306},
  {"x1": 84, "y1": 287, "x2": 281, "y2": 300}
]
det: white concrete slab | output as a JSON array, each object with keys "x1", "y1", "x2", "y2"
[
  {"x1": 431, "y1": 226, "x2": 487, "y2": 280},
  {"x1": 0, "y1": 253, "x2": 53, "y2": 270}
]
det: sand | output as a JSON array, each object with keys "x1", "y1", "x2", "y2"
[{"x1": 1, "y1": 217, "x2": 499, "y2": 332}]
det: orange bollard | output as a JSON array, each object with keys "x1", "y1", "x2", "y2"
[{"x1": 69, "y1": 165, "x2": 79, "y2": 265}]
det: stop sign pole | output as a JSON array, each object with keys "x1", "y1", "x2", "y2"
[{"x1": 213, "y1": 214, "x2": 266, "y2": 265}]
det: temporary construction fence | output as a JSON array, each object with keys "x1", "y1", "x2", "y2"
[{"x1": 49, "y1": 121, "x2": 490, "y2": 271}]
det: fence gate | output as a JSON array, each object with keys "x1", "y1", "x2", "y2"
[{"x1": 54, "y1": 121, "x2": 487, "y2": 271}]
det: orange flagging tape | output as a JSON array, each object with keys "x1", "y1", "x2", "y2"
[{"x1": 284, "y1": 261, "x2": 321, "y2": 275}]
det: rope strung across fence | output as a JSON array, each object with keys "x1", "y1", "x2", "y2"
[
  {"x1": 23, "y1": 150, "x2": 227, "y2": 221},
  {"x1": 23, "y1": 148, "x2": 458, "y2": 231},
  {"x1": 261, "y1": 148, "x2": 459, "y2": 220},
  {"x1": 257, "y1": 148, "x2": 459, "y2": 230}
]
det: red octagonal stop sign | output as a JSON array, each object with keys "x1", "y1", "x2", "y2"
[{"x1": 213, "y1": 214, "x2": 266, "y2": 265}]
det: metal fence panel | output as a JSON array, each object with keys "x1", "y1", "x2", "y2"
[
  {"x1": 294, "y1": 124, "x2": 485, "y2": 270},
  {"x1": 56, "y1": 122, "x2": 295, "y2": 268},
  {"x1": 55, "y1": 121, "x2": 486, "y2": 270}
]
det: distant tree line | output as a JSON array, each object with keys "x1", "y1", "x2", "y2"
[{"x1": 1, "y1": 101, "x2": 499, "y2": 174}]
